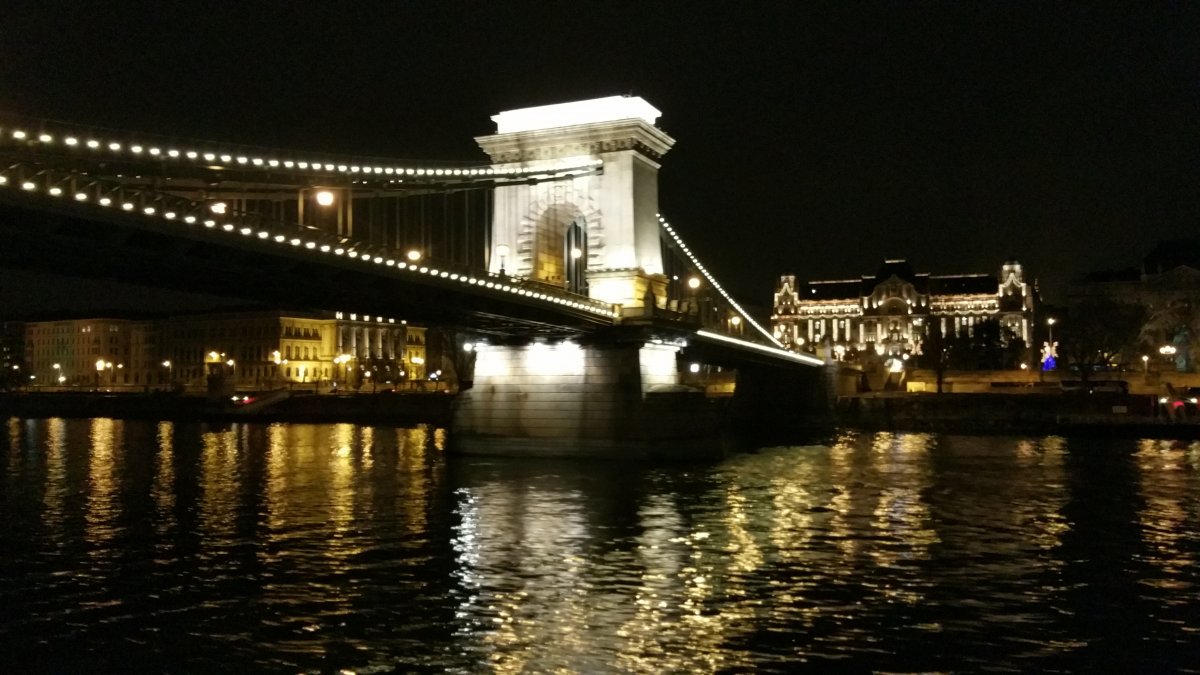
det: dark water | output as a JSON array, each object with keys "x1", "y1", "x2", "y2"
[{"x1": 1, "y1": 419, "x2": 1198, "y2": 673}]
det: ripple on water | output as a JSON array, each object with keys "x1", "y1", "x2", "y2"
[{"x1": 2, "y1": 424, "x2": 1199, "y2": 672}]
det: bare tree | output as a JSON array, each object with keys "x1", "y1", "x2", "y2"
[
  {"x1": 1059, "y1": 300, "x2": 1146, "y2": 384},
  {"x1": 1140, "y1": 297, "x2": 1200, "y2": 371},
  {"x1": 428, "y1": 327, "x2": 478, "y2": 391}
]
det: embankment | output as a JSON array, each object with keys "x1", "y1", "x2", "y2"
[
  {"x1": 0, "y1": 391, "x2": 454, "y2": 426},
  {"x1": 836, "y1": 392, "x2": 1200, "y2": 439}
]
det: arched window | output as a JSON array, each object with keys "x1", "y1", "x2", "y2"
[{"x1": 565, "y1": 219, "x2": 587, "y2": 294}]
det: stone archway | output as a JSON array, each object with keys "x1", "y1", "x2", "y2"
[
  {"x1": 565, "y1": 219, "x2": 587, "y2": 294},
  {"x1": 515, "y1": 196, "x2": 603, "y2": 287}
]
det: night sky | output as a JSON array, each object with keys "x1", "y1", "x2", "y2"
[{"x1": 1, "y1": 2, "x2": 1196, "y2": 316}]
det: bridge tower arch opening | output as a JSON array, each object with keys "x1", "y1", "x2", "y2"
[
  {"x1": 565, "y1": 218, "x2": 587, "y2": 295},
  {"x1": 523, "y1": 202, "x2": 590, "y2": 295},
  {"x1": 477, "y1": 95, "x2": 675, "y2": 312}
]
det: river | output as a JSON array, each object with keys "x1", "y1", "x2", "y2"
[{"x1": 1, "y1": 418, "x2": 1197, "y2": 673}]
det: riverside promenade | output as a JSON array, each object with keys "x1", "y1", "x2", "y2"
[{"x1": 836, "y1": 391, "x2": 1200, "y2": 439}]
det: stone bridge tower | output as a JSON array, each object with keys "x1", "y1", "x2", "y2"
[{"x1": 475, "y1": 96, "x2": 675, "y2": 312}]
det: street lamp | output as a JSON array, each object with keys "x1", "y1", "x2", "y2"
[
  {"x1": 1142, "y1": 354, "x2": 1149, "y2": 373},
  {"x1": 334, "y1": 353, "x2": 352, "y2": 390},
  {"x1": 1160, "y1": 345, "x2": 1177, "y2": 371},
  {"x1": 685, "y1": 276, "x2": 701, "y2": 316},
  {"x1": 496, "y1": 244, "x2": 510, "y2": 276},
  {"x1": 1047, "y1": 317, "x2": 1056, "y2": 344},
  {"x1": 315, "y1": 190, "x2": 335, "y2": 207}
]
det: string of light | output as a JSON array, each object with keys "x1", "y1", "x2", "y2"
[
  {"x1": 0, "y1": 166, "x2": 620, "y2": 320},
  {"x1": 0, "y1": 121, "x2": 602, "y2": 181},
  {"x1": 657, "y1": 214, "x2": 784, "y2": 348}
]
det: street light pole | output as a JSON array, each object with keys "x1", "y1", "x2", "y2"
[{"x1": 496, "y1": 244, "x2": 509, "y2": 277}]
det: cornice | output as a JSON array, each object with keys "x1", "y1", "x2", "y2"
[{"x1": 475, "y1": 119, "x2": 676, "y2": 164}]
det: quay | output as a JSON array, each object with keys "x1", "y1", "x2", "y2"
[
  {"x1": 0, "y1": 390, "x2": 454, "y2": 427},
  {"x1": 836, "y1": 391, "x2": 1200, "y2": 439}
]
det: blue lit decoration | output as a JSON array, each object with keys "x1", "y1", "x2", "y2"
[{"x1": 1041, "y1": 341, "x2": 1057, "y2": 371}]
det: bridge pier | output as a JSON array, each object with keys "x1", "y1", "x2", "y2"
[
  {"x1": 450, "y1": 334, "x2": 726, "y2": 459},
  {"x1": 728, "y1": 362, "x2": 837, "y2": 444}
]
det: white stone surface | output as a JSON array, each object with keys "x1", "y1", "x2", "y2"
[{"x1": 492, "y1": 96, "x2": 662, "y2": 134}]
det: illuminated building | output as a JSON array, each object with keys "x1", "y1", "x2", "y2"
[
  {"x1": 23, "y1": 317, "x2": 158, "y2": 388},
  {"x1": 20, "y1": 310, "x2": 426, "y2": 391},
  {"x1": 1, "y1": 321, "x2": 26, "y2": 387},
  {"x1": 772, "y1": 259, "x2": 1035, "y2": 358}
]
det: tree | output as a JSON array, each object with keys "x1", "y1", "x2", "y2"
[
  {"x1": 1058, "y1": 299, "x2": 1146, "y2": 383},
  {"x1": 920, "y1": 324, "x2": 953, "y2": 393},
  {"x1": 0, "y1": 365, "x2": 22, "y2": 391},
  {"x1": 427, "y1": 327, "x2": 478, "y2": 391},
  {"x1": 917, "y1": 318, "x2": 1025, "y2": 390},
  {"x1": 1139, "y1": 296, "x2": 1200, "y2": 372}
]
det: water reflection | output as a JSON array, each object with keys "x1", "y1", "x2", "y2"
[
  {"x1": 1134, "y1": 438, "x2": 1200, "y2": 662},
  {"x1": 2, "y1": 423, "x2": 1199, "y2": 672}
]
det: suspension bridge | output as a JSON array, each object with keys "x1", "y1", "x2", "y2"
[{"x1": 0, "y1": 95, "x2": 828, "y2": 457}]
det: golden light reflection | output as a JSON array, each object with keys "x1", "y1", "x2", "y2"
[
  {"x1": 1025, "y1": 436, "x2": 1070, "y2": 551},
  {"x1": 85, "y1": 418, "x2": 120, "y2": 557},
  {"x1": 724, "y1": 483, "x2": 764, "y2": 573},
  {"x1": 1134, "y1": 439, "x2": 1197, "y2": 582},
  {"x1": 153, "y1": 422, "x2": 175, "y2": 536},
  {"x1": 40, "y1": 418, "x2": 68, "y2": 535},
  {"x1": 768, "y1": 468, "x2": 816, "y2": 563},
  {"x1": 199, "y1": 424, "x2": 239, "y2": 541},
  {"x1": 399, "y1": 427, "x2": 430, "y2": 533},
  {"x1": 6, "y1": 416, "x2": 20, "y2": 457},
  {"x1": 359, "y1": 426, "x2": 373, "y2": 471},
  {"x1": 450, "y1": 482, "x2": 599, "y2": 674},
  {"x1": 826, "y1": 432, "x2": 866, "y2": 563},
  {"x1": 868, "y1": 433, "x2": 939, "y2": 571},
  {"x1": 615, "y1": 494, "x2": 688, "y2": 673},
  {"x1": 325, "y1": 424, "x2": 361, "y2": 564},
  {"x1": 265, "y1": 423, "x2": 288, "y2": 521}
]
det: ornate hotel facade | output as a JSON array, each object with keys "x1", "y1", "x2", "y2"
[{"x1": 772, "y1": 259, "x2": 1036, "y2": 358}]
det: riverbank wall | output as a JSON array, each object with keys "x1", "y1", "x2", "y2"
[
  {"x1": 837, "y1": 392, "x2": 1200, "y2": 439},
  {"x1": 0, "y1": 391, "x2": 454, "y2": 426}
]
